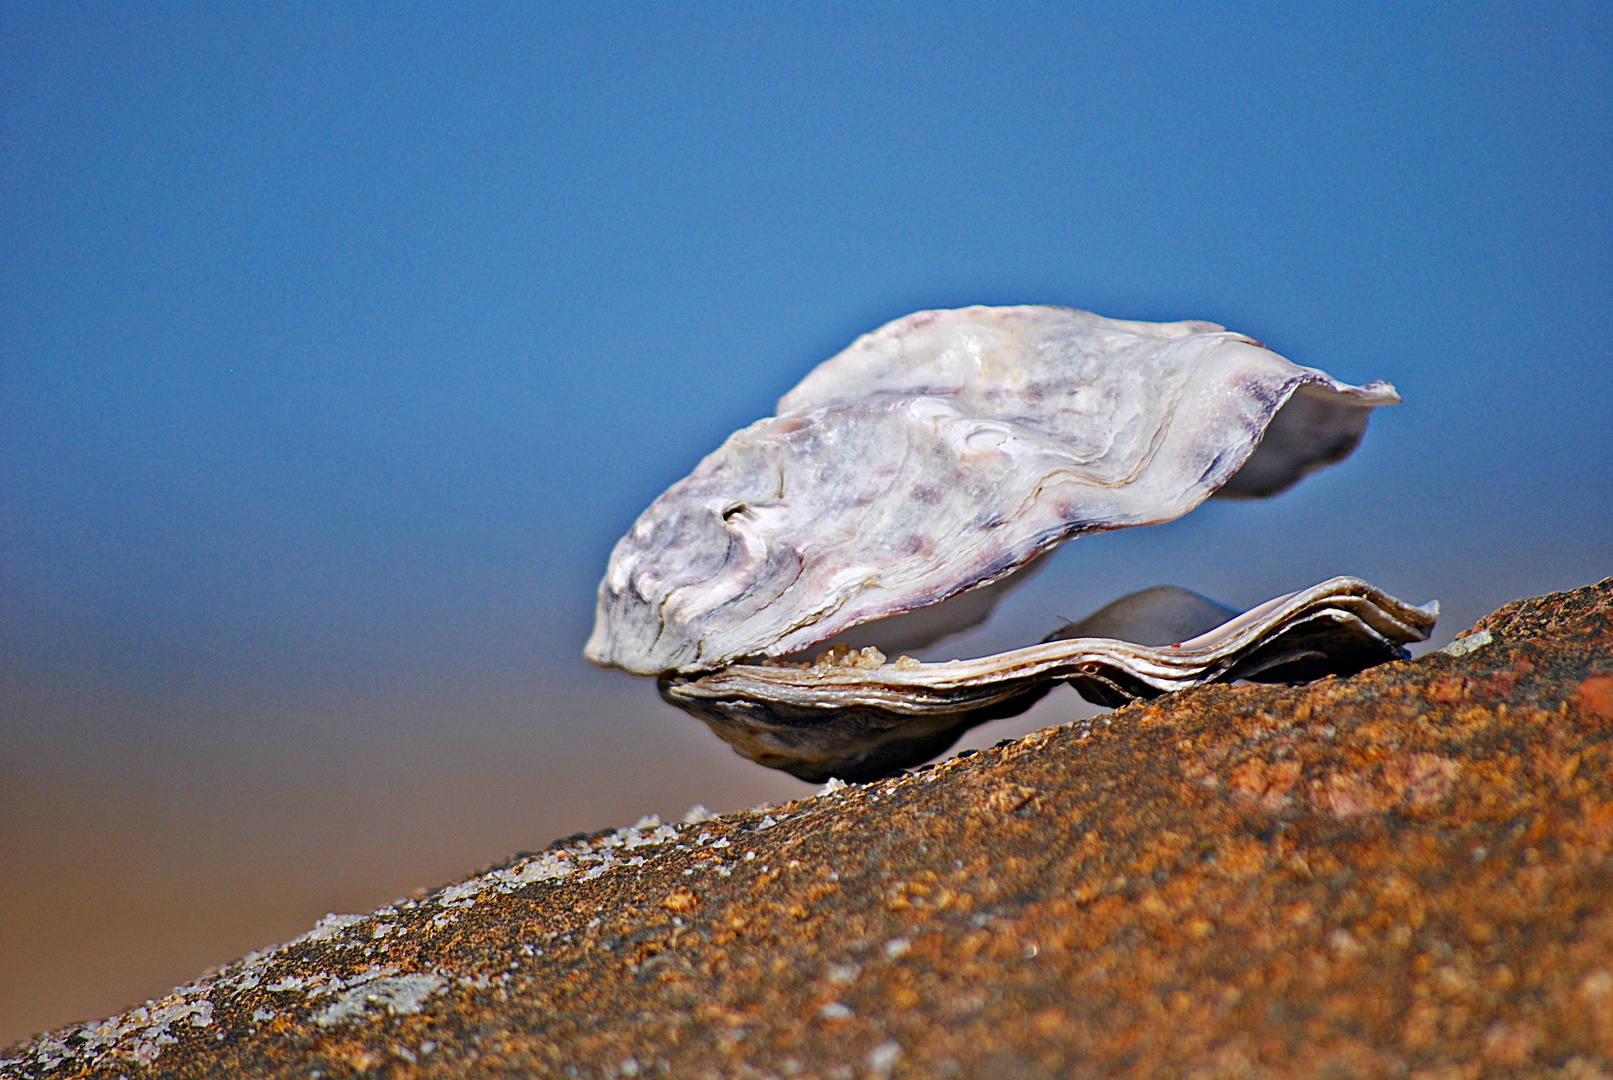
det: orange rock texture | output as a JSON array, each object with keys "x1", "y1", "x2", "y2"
[{"x1": 5, "y1": 578, "x2": 1612, "y2": 1079}]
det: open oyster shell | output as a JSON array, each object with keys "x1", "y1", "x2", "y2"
[{"x1": 587, "y1": 305, "x2": 1435, "y2": 780}]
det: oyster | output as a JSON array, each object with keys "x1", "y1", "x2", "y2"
[{"x1": 588, "y1": 305, "x2": 1435, "y2": 780}]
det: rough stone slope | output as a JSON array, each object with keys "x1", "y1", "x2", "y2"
[{"x1": 4, "y1": 579, "x2": 1612, "y2": 1080}]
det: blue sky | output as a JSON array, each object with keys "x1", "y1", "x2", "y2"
[
  {"x1": 1, "y1": 1, "x2": 1610, "y2": 1035},
  {"x1": 6, "y1": 3, "x2": 1608, "y2": 704}
]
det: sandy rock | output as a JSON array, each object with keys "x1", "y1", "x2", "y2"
[{"x1": 5, "y1": 578, "x2": 1612, "y2": 1079}]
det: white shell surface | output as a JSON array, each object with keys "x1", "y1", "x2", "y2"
[{"x1": 588, "y1": 306, "x2": 1398, "y2": 676}]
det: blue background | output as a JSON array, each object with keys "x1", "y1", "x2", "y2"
[{"x1": 3, "y1": 1, "x2": 1609, "y2": 1040}]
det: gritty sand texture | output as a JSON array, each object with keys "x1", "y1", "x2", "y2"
[{"x1": 5, "y1": 579, "x2": 1612, "y2": 1079}]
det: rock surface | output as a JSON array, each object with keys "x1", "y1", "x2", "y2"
[{"x1": 5, "y1": 579, "x2": 1613, "y2": 1080}]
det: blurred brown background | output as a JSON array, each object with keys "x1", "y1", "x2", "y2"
[{"x1": 1, "y1": 681, "x2": 1094, "y2": 1043}]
